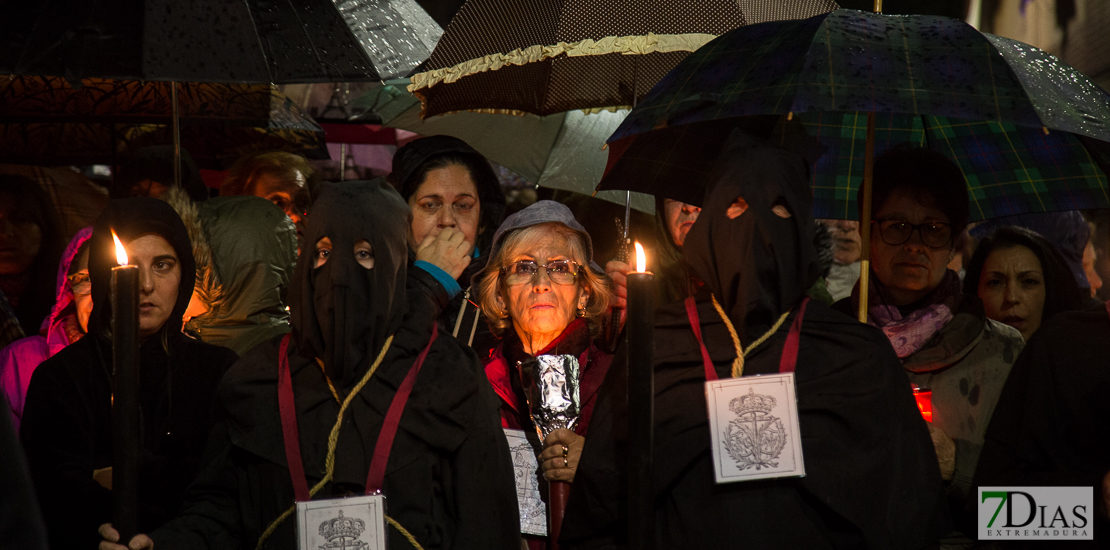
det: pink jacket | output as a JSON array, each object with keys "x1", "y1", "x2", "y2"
[{"x1": 0, "y1": 227, "x2": 92, "y2": 432}]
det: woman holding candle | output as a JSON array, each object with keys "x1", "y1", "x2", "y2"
[
  {"x1": 21, "y1": 198, "x2": 240, "y2": 550},
  {"x1": 474, "y1": 200, "x2": 613, "y2": 549},
  {"x1": 100, "y1": 180, "x2": 520, "y2": 550},
  {"x1": 563, "y1": 130, "x2": 949, "y2": 549}
]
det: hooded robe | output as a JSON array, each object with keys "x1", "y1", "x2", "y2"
[
  {"x1": 20, "y1": 198, "x2": 239, "y2": 550},
  {"x1": 151, "y1": 180, "x2": 520, "y2": 549},
  {"x1": 560, "y1": 130, "x2": 950, "y2": 549}
]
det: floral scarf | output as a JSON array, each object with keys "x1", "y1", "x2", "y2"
[{"x1": 851, "y1": 269, "x2": 962, "y2": 358}]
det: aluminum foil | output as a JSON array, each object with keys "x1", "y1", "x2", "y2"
[{"x1": 519, "y1": 354, "x2": 581, "y2": 441}]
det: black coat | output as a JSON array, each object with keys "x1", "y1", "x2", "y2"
[
  {"x1": 974, "y1": 303, "x2": 1110, "y2": 547},
  {"x1": 21, "y1": 333, "x2": 237, "y2": 549},
  {"x1": 561, "y1": 291, "x2": 951, "y2": 549},
  {"x1": 150, "y1": 269, "x2": 520, "y2": 549}
]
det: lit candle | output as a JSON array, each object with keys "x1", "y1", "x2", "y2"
[
  {"x1": 913, "y1": 385, "x2": 933, "y2": 423},
  {"x1": 626, "y1": 242, "x2": 656, "y2": 550},
  {"x1": 110, "y1": 231, "x2": 140, "y2": 541}
]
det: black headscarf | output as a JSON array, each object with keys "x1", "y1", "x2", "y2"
[
  {"x1": 683, "y1": 129, "x2": 820, "y2": 343},
  {"x1": 289, "y1": 180, "x2": 410, "y2": 388},
  {"x1": 388, "y1": 136, "x2": 506, "y2": 256},
  {"x1": 87, "y1": 197, "x2": 196, "y2": 343}
]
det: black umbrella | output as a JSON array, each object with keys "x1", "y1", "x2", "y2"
[{"x1": 1, "y1": 0, "x2": 442, "y2": 83}]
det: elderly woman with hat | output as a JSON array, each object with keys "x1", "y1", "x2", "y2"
[{"x1": 474, "y1": 201, "x2": 614, "y2": 548}]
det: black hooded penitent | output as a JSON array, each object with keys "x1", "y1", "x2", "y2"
[
  {"x1": 290, "y1": 180, "x2": 409, "y2": 388},
  {"x1": 20, "y1": 198, "x2": 238, "y2": 549},
  {"x1": 561, "y1": 129, "x2": 950, "y2": 550},
  {"x1": 149, "y1": 180, "x2": 521, "y2": 549}
]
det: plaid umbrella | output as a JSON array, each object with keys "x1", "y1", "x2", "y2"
[
  {"x1": 0, "y1": 75, "x2": 328, "y2": 169},
  {"x1": 598, "y1": 9, "x2": 1110, "y2": 219},
  {"x1": 408, "y1": 0, "x2": 839, "y2": 117}
]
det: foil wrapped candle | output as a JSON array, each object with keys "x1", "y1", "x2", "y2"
[
  {"x1": 520, "y1": 354, "x2": 581, "y2": 549},
  {"x1": 110, "y1": 231, "x2": 140, "y2": 541},
  {"x1": 627, "y1": 242, "x2": 656, "y2": 550}
]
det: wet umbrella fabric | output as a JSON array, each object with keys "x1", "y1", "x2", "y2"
[
  {"x1": 1, "y1": 0, "x2": 441, "y2": 83},
  {"x1": 355, "y1": 80, "x2": 655, "y2": 213},
  {"x1": 0, "y1": 76, "x2": 327, "y2": 169},
  {"x1": 408, "y1": 0, "x2": 807, "y2": 117},
  {"x1": 597, "y1": 9, "x2": 1110, "y2": 219}
]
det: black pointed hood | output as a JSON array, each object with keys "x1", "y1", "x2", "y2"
[
  {"x1": 289, "y1": 180, "x2": 410, "y2": 388},
  {"x1": 683, "y1": 129, "x2": 819, "y2": 343},
  {"x1": 87, "y1": 198, "x2": 195, "y2": 340}
]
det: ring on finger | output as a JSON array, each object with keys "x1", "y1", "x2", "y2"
[
  {"x1": 562, "y1": 445, "x2": 568, "y2": 458},
  {"x1": 563, "y1": 457, "x2": 568, "y2": 468}
]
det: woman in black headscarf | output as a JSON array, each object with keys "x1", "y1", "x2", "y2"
[
  {"x1": 101, "y1": 180, "x2": 520, "y2": 550},
  {"x1": 561, "y1": 130, "x2": 949, "y2": 549},
  {"x1": 0, "y1": 174, "x2": 66, "y2": 336},
  {"x1": 389, "y1": 136, "x2": 507, "y2": 354},
  {"x1": 22, "y1": 198, "x2": 239, "y2": 550}
]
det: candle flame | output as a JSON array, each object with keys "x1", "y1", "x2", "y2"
[
  {"x1": 112, "y1": 231, "x2": 128, "y2": 265},
  {"x1": 634, "y1": 242, "x2": 646, "y2": 273}
]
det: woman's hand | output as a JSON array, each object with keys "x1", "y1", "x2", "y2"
[
  {"x1": 415, "y1": 227, "x2": 472, "y2": 280},
  {"x1": 927, "y1": 422, "x2": 956, "y2": 481},
  {"x1": 99, "y1": 523, "x2": 153, "y2": 550},
  {"x1": 539, "y1": 429, "x2": 585, "y2": 483},
  {"x1": 605, "y1": 260, "x2": 629, "y2": 325}
]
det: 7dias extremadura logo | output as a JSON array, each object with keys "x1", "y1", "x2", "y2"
[{"x1": 978, "y1": 487, "x2": 1093, "y2": 540}]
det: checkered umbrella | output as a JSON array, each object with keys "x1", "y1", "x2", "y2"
[{"x1": 597, "y1": 9, "x2": 1110, "y2": 220}]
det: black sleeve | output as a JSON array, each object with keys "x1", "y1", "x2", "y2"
[
  {"x1": 151, "y1": 420, "x2": 244, "y2": 549},
  {"x1": 449, "y1": 378, "x2": 523, "y2": 549},
  {"x1": 21, "y1": 353, "x2": 113, "y2": 549},
  {"x1": 0, "y1": 392, "x2": 47, "y2": 550}
]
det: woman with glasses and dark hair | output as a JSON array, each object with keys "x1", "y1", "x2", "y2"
[
  {"x1": 0, "y1": 227, "x2": 93, "y2": 432},
  {"x1": 832, "y1": 145, "x2": 1024, "y2": 543},
  {"x1": 473, "y1": 200, "x2": 613, "y2": 548}
]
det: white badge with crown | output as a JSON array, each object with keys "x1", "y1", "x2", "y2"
[
  {"x1": 705, "y1": 372, "x2": 805, "y2": 484},
  {"x1": 296, "y1": 494, "x2": 387, "y2": 550}
]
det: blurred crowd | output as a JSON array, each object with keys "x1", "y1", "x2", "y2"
[{"x1": 2, "y1": 134, "x2": 1110, "y2": 549}]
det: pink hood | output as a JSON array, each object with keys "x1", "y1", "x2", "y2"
[{"x1": 41, "y1": 227, "x2": 93, "y2": 348}]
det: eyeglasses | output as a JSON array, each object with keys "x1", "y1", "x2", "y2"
[
  {"x1": 502, "y1": 260, "x2": 581, "y2": 286},
  {"x1": 67, "y1": 273, "x2": 92, "y2": 295},
  {"x1": 873, "y1": 219, "x2": 954, "y2": 248}
]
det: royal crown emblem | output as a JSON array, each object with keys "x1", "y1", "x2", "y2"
[
  {"x1": 318, "y1": 510, "x2": 368, "y2": 550},
  {"x1": 723, "y1": 387, "x2": 788, "y2": 471}
]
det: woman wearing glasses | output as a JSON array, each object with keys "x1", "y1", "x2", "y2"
[
  {"x1": 0, "y1": 227, "x2": 93, "y2": 432},
  {"x1": 832, "y1": 146, "x2": 1024, "y2": 543},
  {"x1": 474, "y1": 201, "x2": 613, "y2": 547}
]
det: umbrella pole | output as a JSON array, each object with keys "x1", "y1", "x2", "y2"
[
  {"x1": 171, "y1": 81, "x2": 181, "y2": 189},
  {"x1": 857, "y1": 0, "x2": 882, "y2": 322},
  {"x1": 858, "y1": 112, "x2": 876, "y2": 322}
]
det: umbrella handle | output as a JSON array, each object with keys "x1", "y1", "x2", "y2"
[{"x1": 858, "y1": 112, "x2": 876, "y2": 323}]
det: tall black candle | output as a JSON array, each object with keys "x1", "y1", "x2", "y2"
[
  {"x1": 110, "y1": 232, "x2": 140, "y2": 541},
  {"x1": 626, "y1": 243, "x2": 656, "y2": 550}
]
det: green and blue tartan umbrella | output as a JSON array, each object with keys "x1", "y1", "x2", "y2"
[{"x1": 597, "y1": 9, "x2": 1110, "y2": 220}]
